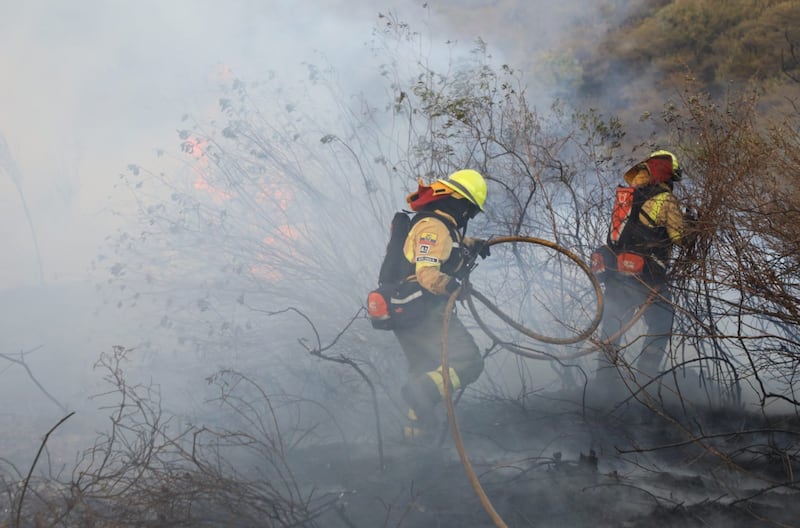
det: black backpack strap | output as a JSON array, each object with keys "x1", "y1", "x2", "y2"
[
  {"x1": 633, "y1": 185, "x2": 669, "y2": 227},
  {"x1": 410, "y1": 211, "x2": 461, "y2": 245}
]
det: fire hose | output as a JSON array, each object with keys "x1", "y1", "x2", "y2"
[
  {"x1": 438, "y1": 235, "x2": 657, "y2": 527},
  {"x1": 467, "y1": 235, "x2": 605, "y2": 347},
  {"x1": 440, "y1": 235, "x2": 603, "y2": 528},
  {"x1": 466, "y1": 236, "x2": 657, "y2": 360}
]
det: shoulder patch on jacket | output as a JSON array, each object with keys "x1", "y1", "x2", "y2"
[{"x1": 419, "y1": 232, "x2": 438, "y2": 244}]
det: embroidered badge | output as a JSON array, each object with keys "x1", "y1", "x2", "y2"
[
  {"x1": 419, "y1": 244, "x2": 430, "y2": 254},
  {"x1": 419, "y1": 232, "x2": 438, "y2": 244},
  {"x1": 416, "y1": 256, "x2": 439, "y2": 263}
]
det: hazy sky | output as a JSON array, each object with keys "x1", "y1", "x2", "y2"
[
  {"x1": 0, "y1": 0, "x2": 459, "y2": 288},
  {"x1": 0, "y1": 0, "x2": 480, "y2": 431},
  {"x1": 0, "y1": 0, "x2": 614, "y2": 421},
  {"x1": 0, "y1": 0, "x2": 625, "y2": 289}
]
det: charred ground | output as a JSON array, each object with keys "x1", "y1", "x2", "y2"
[{"x1": 287, "y1": 389, "x2": 800, "y2": 527}]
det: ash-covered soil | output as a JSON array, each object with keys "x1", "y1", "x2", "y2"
[
  {"x1": 289, "y1": 390, "x2": 800, "y2": 528},
  {"x1": 3, "y1": 380, "x2": 799, "y2": 527}
]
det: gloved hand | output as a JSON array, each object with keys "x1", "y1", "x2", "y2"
[
  {"x1": 476, "y1": 239, "x2": 491, "y2": 259},
  {"x1": 446, "y1": 277, "x2": 473, "y2": 301},
  {"x1": 469, "y1": 238, "x2": 491, "y2": 259},
  {"x1": 445, "y1": 277, "x2": 461, "y2": 296}
]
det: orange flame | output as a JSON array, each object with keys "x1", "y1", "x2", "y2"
[
  {"x1": 182, "y1": 136, "x2": 231, "y2": 202},
  {"x1": 250, "y1": 224, "x2": 303, "y2": 281}
]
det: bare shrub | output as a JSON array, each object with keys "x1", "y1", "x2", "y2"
[{"x1": 1, "y1": 345, "x2": 346, "y2": 527}]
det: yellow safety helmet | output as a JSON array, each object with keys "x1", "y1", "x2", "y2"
[
  {"x1": 649, "y1": 150, "x2": 682, "y2": 180},
  {"x1": 437, "y1": 169, "x2": 487, "y2": 211}
]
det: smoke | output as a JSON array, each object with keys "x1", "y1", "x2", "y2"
[
  {"x1": 0, "y1": 2, "x2": 394, "y2": 284},
  {"x1": 0, "y1": 0, "x2": 658, "y2": 464},
  {"x1": 0, "y1": 0, "x2": 524, "y2": 438},
  {"x1": 0, "y1": 0, "x2": 647, "y2": 416},
  {"x1": 0, "y1": 0, "x2": 644, "y2": 286}
]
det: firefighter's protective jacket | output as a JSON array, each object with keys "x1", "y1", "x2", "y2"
[
  {"x1": 402, "y1": 210, "x2": 478, "y2": 295},
  {"x1": 626, "y1": 167, "x2": 684, "y2": 246}
]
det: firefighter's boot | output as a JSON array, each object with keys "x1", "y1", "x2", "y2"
[
  {"x1": 402, "y1": 407, "x2": 427, "y2": 441},
  {"x1": 401, "y1": 366, "x2": 461, "y2": 441}
]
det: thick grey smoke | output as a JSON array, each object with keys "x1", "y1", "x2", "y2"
[
  {"x1": 0, "y1": 0, "x2": 521, "y2": 440},
  {"x1": 0, "y1": 0, "x2": 647, "y2": 447},
  {"x1": 0, "y1": 0, "x2": 648, "y2": 439},
  {"x1": 0, "y1": 0, "x2": 421, "y2": 287},
  {"x1": 0, "y1": 0, "x2": 635, "y2": 287}
]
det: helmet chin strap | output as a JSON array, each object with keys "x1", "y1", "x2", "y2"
[
  {"x1": 420, "y1": 195, "x2": 475, "y2": 230},
  {"x1": 451, "y1": 197, "x2": 474, "y2": 229}
]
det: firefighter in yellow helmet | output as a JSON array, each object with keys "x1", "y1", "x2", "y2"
[
  {"x1": 394, "y1": 169, "x2": 490, "y2": 440},
  {"x1": 591, "y1": 151, "x2": 687, "y2": 393}
]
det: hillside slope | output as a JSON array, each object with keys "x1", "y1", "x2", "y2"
[{"x1": 433, "y1": 0, "x2": 800, "y2": 124}]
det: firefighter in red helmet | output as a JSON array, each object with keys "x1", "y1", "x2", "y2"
[{"x1": 591, "y1": 151, "x2": 687, "y2": 394}]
